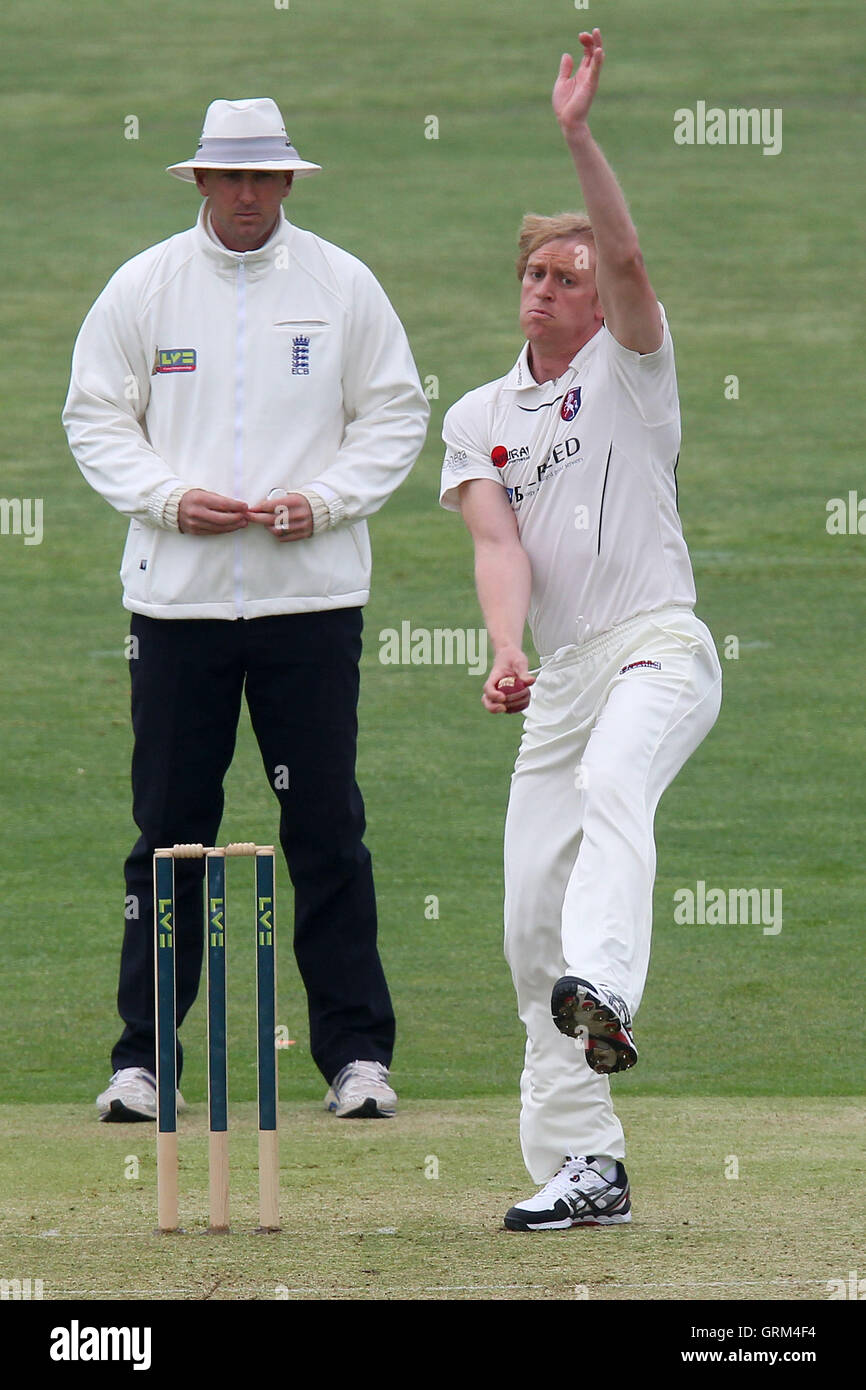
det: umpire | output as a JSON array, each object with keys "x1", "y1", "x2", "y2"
[{"x1": 63, "y1": 97, "x2": 429, "y2": 1122}]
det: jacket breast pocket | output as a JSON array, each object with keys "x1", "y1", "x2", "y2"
[{"x1": 273, "y1": 320, "x2": 331, "y2": 378}]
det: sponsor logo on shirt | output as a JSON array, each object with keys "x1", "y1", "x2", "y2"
[
  {"x1": 620, "y1": 660, "x2": 662, "y2": 674},
  {"x1": 152, "y1": 348, "x2": 196, "y2": 373},
  {"x1": 291, "y1": 335, "x2": 311, "y2": 375},
  {"x1": 560, "y1": 386, "x2": 582, "y2": 421},
  {"x1": 503, "y1": 435, "x2": 584, "y2": 510},
  {"x1": 491, "y1": 445, "x2": 530, "y2": 468},
  {"x1": 550, "y1": 436, "x2": 580, "y2": 465},
  {"x1": 444, "y1": 448, "x2": 469, "y2": 472}
]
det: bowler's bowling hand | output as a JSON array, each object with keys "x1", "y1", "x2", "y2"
[
  {"x1": 178, "y1": 489, "x2": 249, "y2": 534},
  {"x1": 483, "y1": 648, "x2": 535, "y2": 714},
  {"x1": 553, "y1": 28, "x2": 604, "y2": 135},
  {"x1": 247, "y1": 493, "x2": 314, "y2": 542}
]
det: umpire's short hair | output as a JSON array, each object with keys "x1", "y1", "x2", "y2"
[{"x1": 516, "y1": 213, "x2": 595, "y2": 280}]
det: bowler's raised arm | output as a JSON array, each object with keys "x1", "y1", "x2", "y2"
[{"x1": 553, "y1": 29, "x2": 663, "y2": 355}]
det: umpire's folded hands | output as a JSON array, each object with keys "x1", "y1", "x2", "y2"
[
  {"x1": 248, "y1": 493, "x2": 315, "y2": 541},
  {"x1": 177, "y1": 488, "x2": 249, "y2": 534}
]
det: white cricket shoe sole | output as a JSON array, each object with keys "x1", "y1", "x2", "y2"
[{"x1": 551, "y1": 976, "x2": 638, "y2": 1074}]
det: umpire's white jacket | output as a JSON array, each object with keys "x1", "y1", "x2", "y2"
[{"x1": 63, "y1": 205, "x2": 429, "y2": 619}]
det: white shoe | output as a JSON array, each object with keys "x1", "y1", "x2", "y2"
[
  {"x1": 504, "y1": 1155, "x2": 632, "y2": 1230},
  {"x1": 96, "y1": 1067, "x2": 187, "y2": 1123},
  {"x1": 324, "y1": 1060, "x2": 397, "y2": 1118}
]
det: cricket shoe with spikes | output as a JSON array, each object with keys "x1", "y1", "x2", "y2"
[
  {"x1": 504, "y1": 1155, "x2": 631, "y2": 1231},
  {"x1": 551, "y1": 976, "x2": 638, "y2": 1074}
]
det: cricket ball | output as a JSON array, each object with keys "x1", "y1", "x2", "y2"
[{"x1": 496, "y1": 675, "x2": 528, "y2": 707}]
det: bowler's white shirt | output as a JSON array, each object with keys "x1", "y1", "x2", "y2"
[{"x1": 440, "y1": 306, "x2": 697, "y2": 657}]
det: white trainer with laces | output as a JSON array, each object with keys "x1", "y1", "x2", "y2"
[
  {"x1": 324, "y1": 1060, "x2": 397, "y2": 1118},
  {"x1": 96, "y1": 1067, "x2": 187, "y2": 1123},
  {"x1": 504, "y1": 1155, "x2": 631, "y2": 1230}
]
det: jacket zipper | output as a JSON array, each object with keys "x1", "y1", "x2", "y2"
[{"x1": 233, "y1": 260, "x2": 247, "y2": 616}]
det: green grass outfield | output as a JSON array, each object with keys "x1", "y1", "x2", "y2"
[{"x1": 0, "y1": 0, "x2": 864, "y2": 1308}]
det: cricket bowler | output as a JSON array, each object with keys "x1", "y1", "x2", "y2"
[{"x1": 439, "y1": 30, "x2": 722, "y2": 1228}]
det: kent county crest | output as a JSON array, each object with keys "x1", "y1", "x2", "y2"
[{"x1": 560, "y1": 387, "x2": 582, "y2": 421}]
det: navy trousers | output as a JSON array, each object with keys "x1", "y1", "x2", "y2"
[{"x1": 112, "y1": 608, "x2": 395, "y2": 1086}]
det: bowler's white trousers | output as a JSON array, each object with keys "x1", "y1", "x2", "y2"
[{"x1": 503, "y1": 606, "x2": 722, "y2": 1183}]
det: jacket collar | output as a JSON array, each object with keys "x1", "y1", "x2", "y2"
[{"x1": 194, "y1": 202, "x2": 293, "y2": 278}]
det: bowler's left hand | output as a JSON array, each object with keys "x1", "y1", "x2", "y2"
[
  {"x1": 248, "y1": 493, "x2": 314, "y2": 542},
  {"x1": 553, "y1": 28, "x2": 604, "y2": 135}
]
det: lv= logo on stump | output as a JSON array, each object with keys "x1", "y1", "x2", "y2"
[{"x1": 153, "y1": 842, "x2": 279, "y2": 1235}]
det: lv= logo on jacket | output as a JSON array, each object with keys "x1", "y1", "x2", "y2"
[{"x1": 152, "y1": 348, "x2": 197, "y2": 374}]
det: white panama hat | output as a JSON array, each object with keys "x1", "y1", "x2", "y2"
[{"x1": 166, "y1": 97, "x2": 322, "y2": 182}]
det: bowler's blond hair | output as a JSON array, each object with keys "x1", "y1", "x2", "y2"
[{"x1": 516, "y1": 213, "x2": 595, "y2": 280}]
